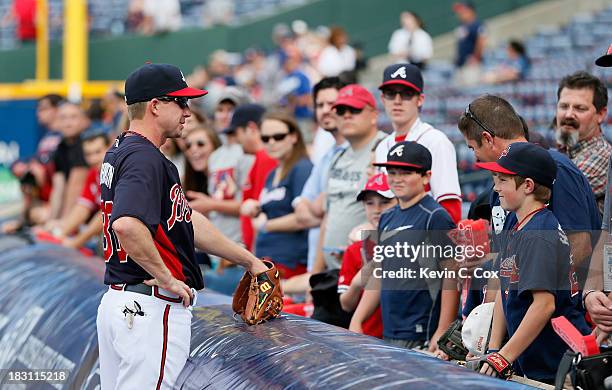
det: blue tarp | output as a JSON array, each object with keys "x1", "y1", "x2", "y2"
[{"x1": 0, "y1": 235, "x2": 534, "y2": 389}]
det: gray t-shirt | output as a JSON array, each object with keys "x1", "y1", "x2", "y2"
[
  {"x1": 207, "y1": 143, "x2": 254, "y2": 244},
  {"x1": 323, "y1": 132, "x2": 387, "y2": 269},
  {"x1": 602, "y1": 156, "x2": 612, "y2": 232}
]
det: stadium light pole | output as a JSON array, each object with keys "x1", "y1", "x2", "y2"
[
  {"x1": 63, "y1": 0, "x2": 87, "y2": 101},
  {"x1": 35, "y1": 0, "x2": 49, "y2": 81}
]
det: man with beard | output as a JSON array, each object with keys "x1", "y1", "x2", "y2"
[{"x1": 556, "y1": 71, "x2": 610, "y2": 214}]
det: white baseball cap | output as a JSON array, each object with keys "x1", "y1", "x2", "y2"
[{"x1": 462, "y1": 302, "x2": 494, "y2": 355}]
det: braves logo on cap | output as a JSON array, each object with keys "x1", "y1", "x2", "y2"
[
  {"x1": 180, "y1": 70, "x2": 186, "y2": 82},
  {"x1": 390, "y1": 66, "x2": 407, "y2": 79},
  {"x1": 390, "y1": 144, "x2": 404, "y2": 157},
  {"x1": 343, "y1": 87, "x2": 354, "y2": 96},
  {"x1": 500, "y1": 145, "x2": 510, "y2": 157}
]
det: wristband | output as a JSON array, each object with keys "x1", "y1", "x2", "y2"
[
  {"x1": 582, "y1": 289, "x2": 597, "y2": 309},
  {"x1": 486, "y1": 349, "x2": 499, "y2": 354}
]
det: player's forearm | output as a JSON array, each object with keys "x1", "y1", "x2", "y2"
[
  {"x1": 265, "y1": 213, "x2": 308, "y2": 232},
  {"x1": 60, "y1": 205, "x2": 91, "y2": 236},
  {"x1": 113, "y1": 217, "x2": 174, "y2": 284},
  {"x1": 310, "y1": 193, "x2": 326, "y2": 218},
  {"x1": 191, "y1": 211, "x2": 261, "y2": 272},
  {"x1": 436, "y1": 282, "x2": 459, "y2": 334},
  {"x1": 499, "y1": 291, "x2": 555, "y2": 362},
  {"x1": 350, "y1": 287, "x2": 380, "y2": 325},
  {"x1": 585, "y1": 230, "x2": 606, "y2": 292},
  {"x1": 71, "y1": 212, "x2": 102, "y2": 248},
  {"x1": 488, "y1": 290, "x2": 508, "y2": 350}
]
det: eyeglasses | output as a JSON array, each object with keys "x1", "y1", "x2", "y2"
[
  {"x1": 382, "y1": 89, "x2": 418, "y2": 101},
  {"x1": 261, "y1": 133, "x2": 289, "y2": 143},
  {"x1": 156, "y1": 96, "x2": 189, "y2": 109},
  {"x1": 335, "y1": 106, "x2": 363, "y2": 116},
  {"x1": 464, "y1": 104, "x2": 496, "y2": 137},
  {"x1": 186, "y1": 140, "x2": 206, "y2": 149}
]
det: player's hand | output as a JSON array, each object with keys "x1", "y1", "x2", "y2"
[
  {"x1": 585, "y1": 291, "x2": 612, "y2": 332},
  {"x1": 1, "y1": 219, "x2": 23, "y2": 234},
  {"x1": 428, "y1": 330, "x2": 444, "y2": 353},
  {"x1": 249, "y1": 258, "x2": 269, "y2": 275},
  {"x1": 434, "y1": 349, "x2": 449, "y2": 361},
  {"x1": 145, "y1": 277, "x2": 193, "y2": 307},
  {"x1": 593, "y1": 326, "x2": 611, "y2": 345},
  {"x1": 240, "y1": 199, "x2": 260, "y2": 218}
]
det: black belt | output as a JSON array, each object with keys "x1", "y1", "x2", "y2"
[{"x1": 110, "y1": 283, "x2": 184, "y2": 304}]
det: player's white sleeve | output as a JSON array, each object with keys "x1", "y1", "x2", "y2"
[{"x1": 428, "y1": 135, "x2": 462, "y2": 202}]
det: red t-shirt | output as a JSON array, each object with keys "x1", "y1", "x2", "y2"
[
  {"x1": 241, "y1": 150, "x2": 277, "y2": 251},
  {"x1": 78, "y1": 167, "x2": 101, "y2": 212},
  {"x1": 338, "y1": 240, "x2": 383, "y2": 338}
]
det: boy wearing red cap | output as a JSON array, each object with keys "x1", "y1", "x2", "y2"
[
  {"x1": 338, "y1": 173, "x2": 397, "y2": 338},
  {"x1": 476, "y1": 142, "x2": 589, "y2": 384}
]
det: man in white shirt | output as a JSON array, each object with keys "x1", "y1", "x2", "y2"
[{"x1": 375, "y1": 63, "x2": 462, "y2": 222}]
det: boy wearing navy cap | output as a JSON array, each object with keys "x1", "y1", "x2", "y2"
[
  {"x1": 350, "y1": 141, "x2": 459, "y2": 354},
  {"x1": 476, "y1": 142, "x2": 589, "y2": 384}
]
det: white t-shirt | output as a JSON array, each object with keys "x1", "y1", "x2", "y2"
[
  {"x1": 311, "y1": 127, "x2": 336, "y2": 165},
  {"x1": 375, "y1": 118, "x2": 461, "y2": 203},
  {"x1": 387, "y1": 28, "x2": 433, "y2": 64},
  {"x1": 317, "y1": 45, "x2": 356, "y2": 77}
]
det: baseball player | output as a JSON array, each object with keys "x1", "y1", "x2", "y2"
[
  {"x1": 97, "y1": 63, "x2": 268, "y2": 390},
  {"x1": 375, "y1": 63, "x2": 462, "y2": 223}
]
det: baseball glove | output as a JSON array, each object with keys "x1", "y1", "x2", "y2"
[
  {"x1": 232, "y1": 258, "x2": 283, "y2": 325},
  {"x1": 437, "y1": 319, "x2": 469, "y2": 361}
]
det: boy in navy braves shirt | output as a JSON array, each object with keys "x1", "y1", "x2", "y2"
[
  {"x1": 476, "y1": 142, "x2": 590, "y2": 384},
  {"x1": 350, "y1": 142, "x2": 459, "y2": 354}
]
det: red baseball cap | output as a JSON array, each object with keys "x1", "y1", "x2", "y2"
[
  {"x1": 356, "y1": 173, "x2": 395, "y2": 201},
  {"x1": 332, "y1": 84, "x2": 376, "y2": 110}
]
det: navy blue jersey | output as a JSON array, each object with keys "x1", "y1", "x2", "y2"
[
  {"x1": 378, "y1": 195, "x2": 456, "y2": 340},
  {"x1": 490, "y1": 149, "x2": 600, "y2": 282},
  {"x1": 100, "y1": 133, "x2": 204, "y2": 289},
  {"x1": 497, "y1": 209, "x2": 589, "y2": 382},
  {"x1": 255, "y1": 158, "x2": 312, "y2": 268}
]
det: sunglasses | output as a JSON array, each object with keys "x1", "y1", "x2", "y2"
[
  {"x1": 335, "y1": 106, "x2": 363, "y2": 116},
  {"x1": 261, "y1": 133, "x2": 289, "y2": 143},
  {"x1": 186, "y1": 140, "x2": 206, "y2": 149},
  {"x1": 464, "y1": 104, "x2": 496, "y2": 137},
  {"x1": 382, "y1": 89, "x2": 418, "y2": 101},
  {"x1": 156, "y1": 96, "x2": 189, "y2": 109}
]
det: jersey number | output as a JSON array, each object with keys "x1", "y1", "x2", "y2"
[{"x1": 102, "y1": 201, "x2": 127, "y2": 263}]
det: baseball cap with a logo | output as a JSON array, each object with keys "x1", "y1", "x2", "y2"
[
  {"x1": 379, "y1": 63, "x2": 424, "y2": 93},
  {"x1": 125, "y1": 63, "x2": 208, "y2": 105},
  {"x1": 475, "y1": 142, "x2": 557, "y2": 189},
  {"x1": 595, "y1": 43, "x2": 612, "y2": 67},
  {"x1": 332, "y1": 84, "x2": 376, "y2": 109},
  {"x1": 462, "y1": 302, "x2": 494, "y2": 356},
  {"x1": 373, "y1": 141, "x2": 432, "y2": 171},
  {"x1": 356, "y1": 173, "x2": 395, "y2": 201}
]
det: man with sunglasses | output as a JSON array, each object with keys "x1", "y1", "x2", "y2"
[
  {"x1": 375, "y1": 63, "x2": 462, "y2": 223},
  {"x1": 98, "y1": 63, "x2": 269, "y2": 389},
  {"x1": 458, "y1": 95, "x2": 600, "y2": 289},
  {"x1": 321, "y1": 84, "x2": 387, "y2": 271}
]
